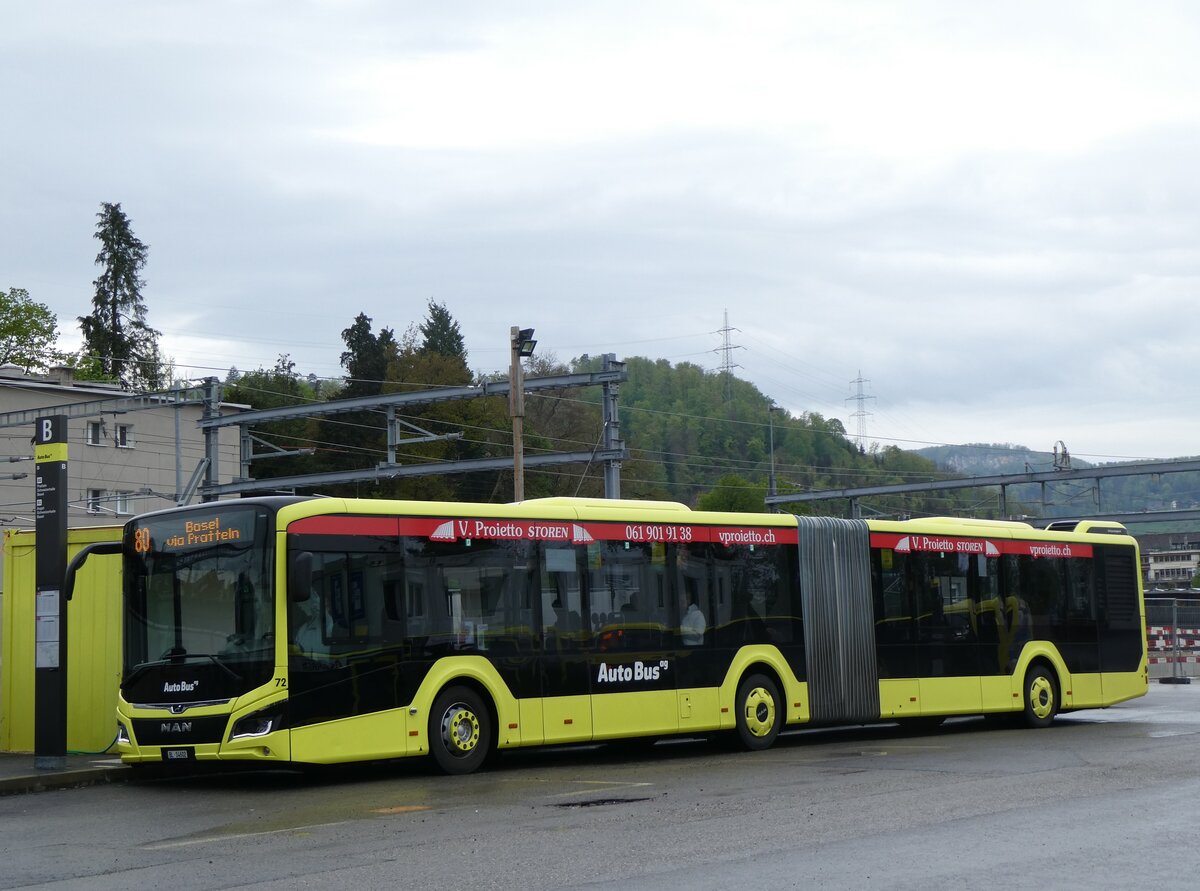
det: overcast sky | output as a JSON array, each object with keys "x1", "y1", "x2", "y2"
[{"x1": 3, "y1": 1, "x2": 1198, "y2": 464}]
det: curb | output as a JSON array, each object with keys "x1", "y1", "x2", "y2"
[{"x1": 0, "y1": 765, "x2": 132, "y2": 797}]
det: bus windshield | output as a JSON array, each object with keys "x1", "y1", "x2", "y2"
[{"x1": 122, "y1": 505, "x2": 275, "y2": 705}]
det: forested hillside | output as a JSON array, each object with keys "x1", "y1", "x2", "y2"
[
  {"x1": 223, "y1": 305, "x2": 983, "y2": 518},
  {"x1": 916, "y1": 443, "x2": 1200, "y2": 516},
  {"x1": 577, "y1": 355, "x2": 978, "y2": 516}
]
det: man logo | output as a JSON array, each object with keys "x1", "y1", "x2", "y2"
[{"x1": 160, "y1": 722, "x2": 193, "y2": 734}]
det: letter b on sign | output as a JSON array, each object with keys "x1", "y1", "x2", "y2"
[{"x1": 36, "y1": 415, "x2": 66, "y2": 446}]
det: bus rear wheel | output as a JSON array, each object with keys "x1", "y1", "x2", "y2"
[
  {"x1": 735, "y1": 672, "x2": 783, "y2": 751},
  {"x1": 430, "y1": 685, "x2": 493, "y2": 775},
  {"x1": 1022, "y1": 665, "x2": 1059, "y2": 729}
]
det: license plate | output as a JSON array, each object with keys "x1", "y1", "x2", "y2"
[{"x1": 163, "y1": 747, "x2": 194, "y2": 761}]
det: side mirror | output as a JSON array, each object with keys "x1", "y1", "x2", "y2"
[
  {"x1": 288, "y1": 551, "x2": 313, "y2": 602},
  {"x1": 64, "y1": 540, "x2": 123, "y2": 601}
]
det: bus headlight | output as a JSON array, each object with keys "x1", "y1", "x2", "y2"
[
  {"x1": 230, "y1": 710, "x2": 283, "y2": 740},
  {"x1": 116, "y1": 722, "x2": 130, "y2": 745}
]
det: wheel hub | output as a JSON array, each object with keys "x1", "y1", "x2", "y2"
[
  {"x1": 1030, "y1": 677, "x2": 1054, "y2": 719},
  {"x1": 744, "y1": 687, "x2": 776, "y2": 738},
  {"x1": 443, "y1": 705, "x2": 480, "y2": 754}
]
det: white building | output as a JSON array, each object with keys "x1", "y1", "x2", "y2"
[
  {"x1": 1138, "y1": 532, "x2": 1200, "y2": 591},
  {"x1": 0, "y1": 364, "x2": 243, "y2": 583}
]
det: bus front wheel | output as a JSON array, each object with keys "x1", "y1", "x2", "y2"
[
  {"x1": 430, "y1": 685, "x2": 493, "y2": 775},
  {"x1": 735, "y1": 672, "x2": 783, "y2": 751},
  {"x1": 1022, "y1": 665, "x2": 1059, "y2": 729}
]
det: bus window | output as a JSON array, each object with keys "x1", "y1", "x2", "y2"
[
  {"x1": 290, "y1": 550, "x2": 406, "y2": 655},
  {"x1": 998, "y1": 556, "x2": 1032, "y2": 672},
  {"x1": 1007, "y1": 555, "x2": 1068, "y2": 659},
  {"x1": 675, "y1": 544, "x2": 712, "y2": 647},
  {"x1": 704, "y1": 541, "x2": 803, "y2": 681},
  {"x1": 390, "y1": 535, "x2": 536, "y2": 657},
  {"x1": 872, "y1": 547, "x2": 916, "y2": 678},
  {"x1": 291, "y1": 552, "x2": 348, "y2": 655},
  {"x1": 713, "y1": 546, "x2": 764, "y2": 647},
  {"x1": 1063, "y1": 556, "x2": 1099, "y2": 672},
  {"x1": 913, "y1": 549, "x2": 980, "y2": 677},
  {"x1": 1038, "y1": 558, "x2": 1066, "y2": 622},
  {"x1": 541, "y1": 545, "x2": 584, "y2": 636},
  {"x1": 711, "y1": 544, "x2": 799, "y2": 650},
  {"x1": 1067, "y1": 558, "x2": 1095, "y2": 620},
  {"x1": 965, "y1": 554, "x2": 1005, "y2": 675},
  {"x1": 589, "y1": 540, "x2": 670, "y2": 650}
]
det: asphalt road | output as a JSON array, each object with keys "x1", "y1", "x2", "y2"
[{"x1": 2, "y1": 686, "x2": 1199, "y2": 890}]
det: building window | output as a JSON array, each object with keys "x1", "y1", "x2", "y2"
[
  {"x1": 86, "y1": 421, "x2": 104, "y2": 446},
  {"x1": 115, "y1": 424, "x2": 133, "y2": 448},
  {"x1": 114, "y1": 492, "x2": 132, "y2": 515},
  {"x1": 86, "y1": 489, "x2": 106, "y2": 514}
]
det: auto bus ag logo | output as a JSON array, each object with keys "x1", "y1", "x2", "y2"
[
  {"x1": 596, "y1": 660, "x2": 669, "y2": 683},
  {"x1": 162, "y1": 680, "x2": 199, "y2": 694}
]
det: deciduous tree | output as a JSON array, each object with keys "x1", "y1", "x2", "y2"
[
  {"x1": 0, "y1": 287, "x2": 64, "y2": 372},
  {"x1": 223, "y1": 354, "x2": 322, "y2": 480}
]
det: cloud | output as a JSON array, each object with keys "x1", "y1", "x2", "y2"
[{"x1": 3, "y1": 1, "x2": 1200, "y2": 462}]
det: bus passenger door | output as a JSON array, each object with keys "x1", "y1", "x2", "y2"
[
  {"x1": 673, "y1": 544, "x2": 720, "y2": 733},
  {"x1": 915, "y1": 552, "x2": 982, "y2": 715},
  {"x1": 587, "y1": 540, "x2": 679, "y2": 740},
  {"x1": 538, "y1": 544, "x2": 593, "y2": 743},
  {"x1": 873, "y1": 546, "x2": 920, "y2": 718}
]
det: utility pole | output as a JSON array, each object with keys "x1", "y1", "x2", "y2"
[
  {"x1": 768, "y1": 403, "x2": 782, "y2": 505},
  {"x1": 201, "y1": 376, "x2": 221, "y2": 502},
  {"x1": 510, "y1": 327, "x2": 537, "y2": 501},
  {"x1": 602, "y1": 353, "x2": 624, "y2": 498}
]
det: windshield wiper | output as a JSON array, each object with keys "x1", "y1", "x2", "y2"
[{"x1": 127, "y1": 652, "x2": 243, "y2": 685}]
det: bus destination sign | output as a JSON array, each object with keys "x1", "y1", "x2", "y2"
[{"x1": 134, "y1": 511, "x2": 254, "y2": 554}]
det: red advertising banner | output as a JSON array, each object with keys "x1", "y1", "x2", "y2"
[
  {"x1": 288, "y1": 514, "x2": 798, "y2": 547},
  {"x1": 869, "y1": 532, "x2": 1092, "y2": 559},
  {"x1": 288, "y1": 515, "x2": 400, "y2": 537},
  {"x1": 578, "y1": 522, "x2": 797, "y2": 545}
]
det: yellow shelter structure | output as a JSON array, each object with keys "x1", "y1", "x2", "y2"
[{"x1": 1, "y1": 526, "x2": 123, "y2": 753}]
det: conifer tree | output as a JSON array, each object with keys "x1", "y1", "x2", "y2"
[
  {"x1": 340, "y1": 312, "x2": 396, "y2": 397},
  {"x1": 418, "y1": 300, "x2": 466, "y2": 360},
  {"x1": 78, "y1": 202, "x2": 163, "y2": 389}
]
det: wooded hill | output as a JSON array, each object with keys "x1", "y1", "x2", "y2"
[
  {"x1": 917, "y1": 443, "x2": 1200, "y2": 518},
  {"x1": 225, "y1": 333, "x2": 984, "y2": 518}
]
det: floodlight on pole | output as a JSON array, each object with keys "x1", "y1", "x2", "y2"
[
  {"x1": 515, "y1": 328, "x2": 537, "y2": 358},
  {"x1": 510, "y1": 326, "x2": 536, "y2": 501}
]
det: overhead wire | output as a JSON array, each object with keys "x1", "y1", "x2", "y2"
[{"x1": 5, "y1": 341, "x2": 1164, "y2": 510}]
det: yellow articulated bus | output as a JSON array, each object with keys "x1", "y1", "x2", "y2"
[{"x1": 72, "y1": 496, "x2": 1147, "y2": 774}]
